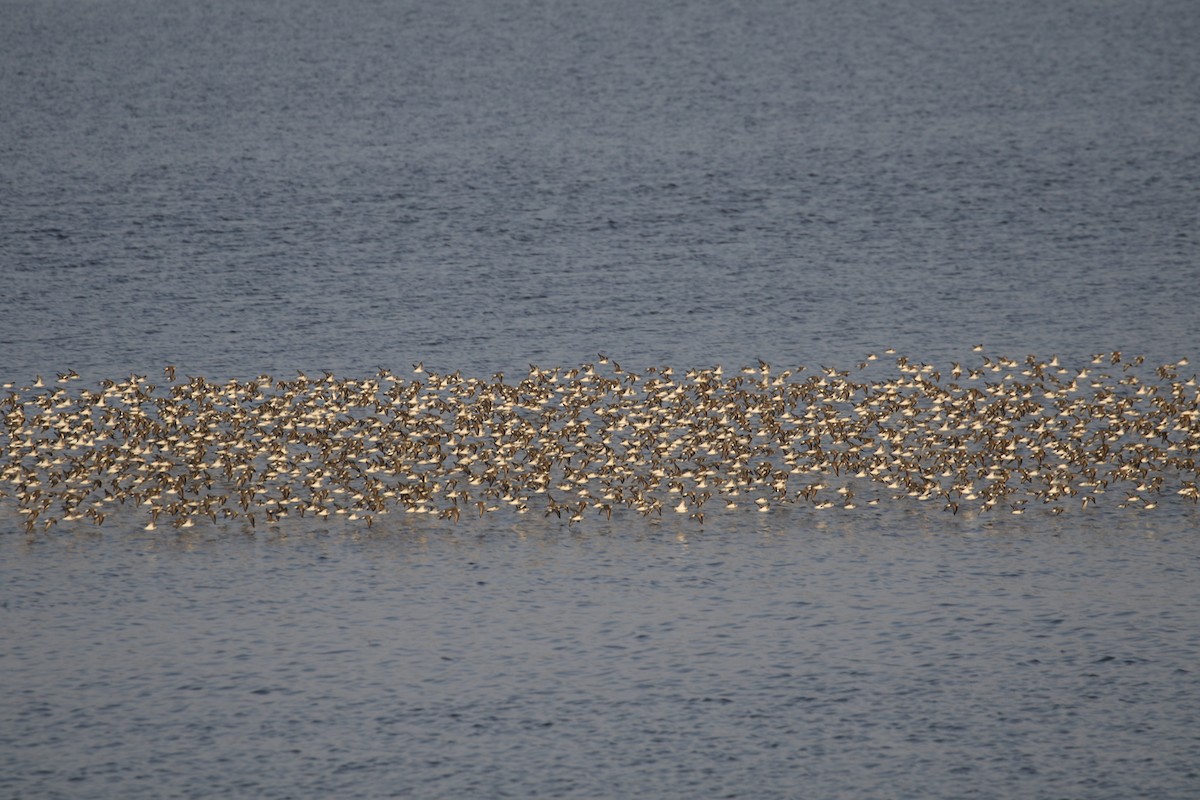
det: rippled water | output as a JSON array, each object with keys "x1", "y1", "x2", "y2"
[
  {"x1": 3, "y1": 0, "x2": 1198, "y2": 379},
  {"x1": 4, "y1": 518, "x2": 1200, "y2": 799},
  {"x1": 3, "y1": 0, "x2": 1200, "y2": 796}
]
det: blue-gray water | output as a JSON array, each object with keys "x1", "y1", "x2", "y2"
[
  {"x1": 2, "y1": 0, "x2": 1199, "y2": 797},
  {"x1": 4, "y1": 0, "x2": 1198, "y2": 379},
  {"x1": 4, "y1": 521, "x2": 1200, "y2": 799}
]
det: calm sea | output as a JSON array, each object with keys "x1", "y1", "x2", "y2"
[{"x1": 2, "y1": 0, "x2": 1199, "y2": 797}]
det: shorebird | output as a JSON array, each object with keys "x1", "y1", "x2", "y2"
[{"x1": 0, "y1": 350, "x2": 1195, "y2": 532}]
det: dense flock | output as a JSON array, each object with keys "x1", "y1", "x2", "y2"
[{"x1": 2, "y1": 350, "x2": 1198, "y2": 533}]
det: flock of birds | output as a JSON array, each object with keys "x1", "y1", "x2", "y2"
[{"x1": 1, "y1": 350, "x2": 1198, "y2": 533}]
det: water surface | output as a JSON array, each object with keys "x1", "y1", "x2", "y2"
[
  {"x1": 3, "y1": 516, "x2": 1199, "y2": 799},
  {"x1": 2, "y1": 0, "x2": 1199, "y2": 796}
]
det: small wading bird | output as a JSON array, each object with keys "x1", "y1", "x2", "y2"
[{"x1": 0, "y1": 351, "x2": 1196, "y2": 532}]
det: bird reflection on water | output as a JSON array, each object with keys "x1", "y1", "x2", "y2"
[{"x1": 1, "y1": 351, "x2": 1197, "y2": 533}]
